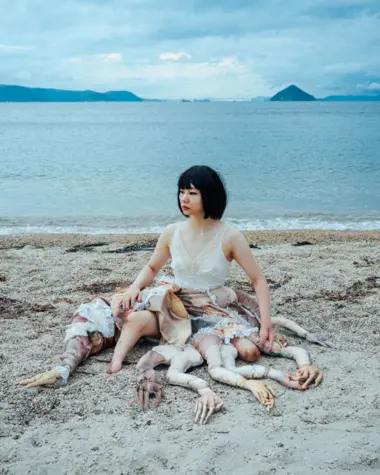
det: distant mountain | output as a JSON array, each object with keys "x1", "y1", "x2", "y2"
[
  {"x1": 322, "y1": 94, "x2": 380, "y2": 102},
  {"x1": 0, "y1": 85, "x2": 142, "y2": 102},
  {"x1": 270, "y1": 85, "x2": 316, "y2": 102}
]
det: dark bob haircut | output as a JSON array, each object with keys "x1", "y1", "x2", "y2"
[{"x1": 177, "y1": 165, "x2": 227, "y2": 220}]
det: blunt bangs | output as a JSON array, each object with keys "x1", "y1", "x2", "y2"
[{"x1": 177, "y1": 165, "x2": 227, "y2": 219}]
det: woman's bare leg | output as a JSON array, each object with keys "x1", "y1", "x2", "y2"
[{"x1": 108, "y1": 310, "x2": 160, "y2": 374}]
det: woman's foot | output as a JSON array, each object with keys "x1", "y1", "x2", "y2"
[{"x1": 107, "y1": 360, "x2": 123, "y2": 374}]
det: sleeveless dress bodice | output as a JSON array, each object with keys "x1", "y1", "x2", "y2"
[{"x1": 169, "y1": 222, "x2": 231, "y2": 291}]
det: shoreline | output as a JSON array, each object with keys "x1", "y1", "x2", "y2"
[{"x1": 1, "y1": 229, "x2": 380, "y2": 249}]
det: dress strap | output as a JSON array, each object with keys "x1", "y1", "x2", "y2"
[{"x1": 169, "y1": 222, "x2": 184, "y2": 250}]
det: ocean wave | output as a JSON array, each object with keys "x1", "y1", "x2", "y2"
[{"x1": 1, "y1": 214, "x2": 379, "y2": 235}]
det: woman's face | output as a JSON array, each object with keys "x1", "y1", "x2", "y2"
[{"x1": 179, "y1": 185, "x2": 204, "y2": 216}]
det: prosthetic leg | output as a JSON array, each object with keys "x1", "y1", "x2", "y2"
[{"x1": 20, "y1": 298, "x2": 117, "y2": 388}]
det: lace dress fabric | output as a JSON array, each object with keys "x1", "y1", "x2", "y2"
[{"x1": 167, "y1": 222, "x2": 259, "y2": 343}]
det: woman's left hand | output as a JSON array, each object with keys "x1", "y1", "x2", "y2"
[{"x1": 259, "y1": 324, "x2": 275, "y2": 351}]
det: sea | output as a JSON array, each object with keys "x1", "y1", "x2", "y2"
[{"x1": 0, "y1": 101, "x2": 379, "y2": 235}]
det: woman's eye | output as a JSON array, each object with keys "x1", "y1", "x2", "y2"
[{"x1": 190, "y1": 192, "x2": 197, "y2": 195}]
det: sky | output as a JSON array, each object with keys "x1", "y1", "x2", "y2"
[{"x1": 1, "y1": 0, "x2": 380, "y2": 99}]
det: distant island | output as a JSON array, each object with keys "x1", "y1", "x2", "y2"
[
  {"x1": 1, "y1": 83, "x2": 380, "y2": 103},
  {"x1": 0, "y1": 85, "x2": 142, "y2": 102},
  {"x1": 321, "y1": 94, "x2": 380, "y2": 102},
  {"x1": 270, "y1": 85, "x2": 316, "y2": 101},
  {"x1": 269, "y1": 85, "x2": 380, "y2": 102}
]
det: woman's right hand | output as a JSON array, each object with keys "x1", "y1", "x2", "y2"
[{"x1": 120, "y1": 284, "x2": 141, "y2": 312}]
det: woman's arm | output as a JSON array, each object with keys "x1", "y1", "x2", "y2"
[
  {"x1": 119, "y1": 224, "x2": 174, "y2": 312},
  {"x1": 229, "y1": 230, "x2": 274, "y2": 350},
  {"x1": 133, "y1": 224, "x2": 174, "y2": 288}
]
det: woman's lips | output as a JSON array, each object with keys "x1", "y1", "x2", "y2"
[{"x1": 182, "y1": 205, "x2": 190, "y2": 211}]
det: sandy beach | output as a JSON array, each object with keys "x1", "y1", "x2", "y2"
[{"x1": 1, "y1": 230, "x2": 380, "y2": 475}]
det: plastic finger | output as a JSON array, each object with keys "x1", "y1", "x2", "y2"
[
  {"x1": 20, "y1": 376, "x2": 37, "y2": 386},
  {"x1": 194, "y1": 401, "x2": 202, "y2": 423},
  {"x1": 31, "y1": 379, "x2": 52, "y2": 388},
  {"x1": 253, "y1": 390, "x2": 264, "y2": 405},
  {"x1": 152, "y1": 389, "x2": 162, "y2": 409},
  {"x1": 203, "y1": 407, "x2": 214, "y2": 425},
  {"x1": 143, "y1": 389, "x2": 149, "y2": 410},
  {"x1": 315, "y1": 373, "x2": 323, "y2": 386},
  {"x1": 268, "y1": 386, "x2": 276, "y2": 397},
  {"x1": 302, "y1": 373, "x2": 316, "y2": 389},
  {"x1": 137, "y1": 387, "x2": 145, "y2": 408},
  {"x1": 200, "y1": 401, "x2": 207, "y2": 425}
]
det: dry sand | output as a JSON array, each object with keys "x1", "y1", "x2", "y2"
[{"x1": 1, "y1": 230, "x2": 379, "y2": 475}]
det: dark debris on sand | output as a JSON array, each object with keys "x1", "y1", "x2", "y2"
[
  {"x1": 77, "y1": 280, "x2": 132, "y2": 295},
  {"x1": 292, "y1": 241, "x2": 313, "y2": 246},
  {"x1": 65, "y1": 242, "x2": 108, "y2": 253},
  {"x1": 234, "y1": 275, "x2": 292, "y2": 293},
  {"x1": 103, "y1": 241, "x2": 157, "y2": 253},
  {"x1": 280, "y1": 276, "x2": 380, "y2": 305},
  {"x1": 0, "y1": 297, "x2": 56, "y2": 319}
]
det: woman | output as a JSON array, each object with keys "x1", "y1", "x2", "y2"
[
  {"x1": 21, "y1": 165, "x2": 322, "y2": 398},
  {"x1": 108, "y1": 165, "x2": 274, "y2": 374}
]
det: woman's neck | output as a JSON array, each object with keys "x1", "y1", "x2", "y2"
[{"x1": 187, "y1": 216, "x2": 221, "y2": 234}]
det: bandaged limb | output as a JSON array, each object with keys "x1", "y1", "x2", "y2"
[
  {"x1": 220, "y1": 345, "x2": 305, "y2": 391},
  {"x1": 20, "y1": 317, "x2": 93, "y2": 388},
  {"x1": 271, "y1": 316, "x2": 333, "y2": 348},
  {"x1": 203, "y1": 343, "x2": 275, "y2": 409},
  {"x1": 20, "y1": 300, "x2": 117, "y2": 388},
  {"x1": 136, "y1": 345, "x2": 223, "y2": 424}
]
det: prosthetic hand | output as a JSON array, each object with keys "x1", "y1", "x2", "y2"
[
  {"x1": 296, "y1": 365, "x2": 323, "y2": 389},
  {"x1": 137, "y1": 369, "x2": 164, "y2": 410},
  {"x1": 195, "y1": 388, "x2": 224, "y2": 425},
  {"x1": 20, "y1": 366, "x2": 69, "y2": 388},
  {"x1": 244, "y1": 380, "x2": 276, "y2": 409}
]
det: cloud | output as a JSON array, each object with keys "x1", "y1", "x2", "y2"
[
  {"x1": 367, "y1": 82, "x2": 380, "y2": 90},
  {"x1": 357, "y1": 81, "x2": 380, "y2": 90},
  {"x1": 159, "y1": 51, "x2": 192, "y2": 61},
  {"x1": 0, "y1": 0, "x2": 379, "y2": 98},
  {"x1": 58, "y1": 53, "x2": 261, "y2": 98},
  {"x1": 0, "y1": 44, "x2": 31, "y2": 53},
  {"x1": 100, "y1": 53, "x2": 123, "y2": 62}
]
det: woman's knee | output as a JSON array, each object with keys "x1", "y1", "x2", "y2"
[
  {"x1": 125, "y1": 310, "x2": 155, "y2": 328},
  {"x1": 232, "y1": 338, "x2": 261, "y2": 363},
  {"x1": 241, "y1": 345, "x2": 261, "y2": 363}
]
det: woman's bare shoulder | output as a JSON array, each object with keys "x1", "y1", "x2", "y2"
[
  {"x1": 160, "y1": 222, "x2": 182, "y2": 241},
  {"x1": 223, "y1": 224, "x2": 249, "y2": 253},
  {"x1": 223, "y1": 223, "x2": 245, "y2": 241}
]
